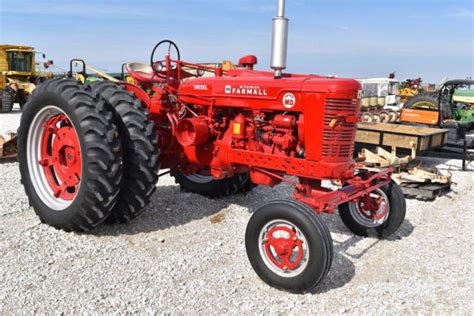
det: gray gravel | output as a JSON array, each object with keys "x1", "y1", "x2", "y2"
[{"x1": 1, "y1": 111, "x2": 473, "y2": 314}]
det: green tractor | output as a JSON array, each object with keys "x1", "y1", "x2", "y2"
[
  {"x1": 400, "y1": 79, "x2": 474, "y2": 145},
  {"x1": 452, "y1": 87, "x2": 474, "y2": 123},
  {"x1": 401, "y1": 79, "x2": 474, "y2": 127}
]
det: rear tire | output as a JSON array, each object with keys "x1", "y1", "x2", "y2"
[
  {"x1": 91, "y1": 81, "x2": 160, "y2": 223},
  {"x1": 18, "y1": 78, "x2": 122, "y2": 231},
  {"x1": 403, "y1": 94, "x2": 438, "y2": 110},
  {"x1": 1, "y1": 89, "x2": 14, "y2": 113},
  {"x1": 172, "y1": 170, "x2": 255, "y2": 198},
  {"x1": 17, "y1": 89, "x2": 28, "y2": 109},
  {"x1": 245, "y1": 200, "x2": 333, "y2": 293},
  {"x1": 339, "y1": 181, "x2": 406, "y2": 238}
]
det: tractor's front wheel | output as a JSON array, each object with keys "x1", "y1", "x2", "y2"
[
  {"x1": 18, "y1": 78, "x2": 122, "y2": 231},
  {"x1": 172, "y1": 169, "x2": 256, "y2": 198},
  {"x1": 245, "y1": 200, "x2": 333, "y2": 293},
  {"x1": 339, "y1": 181, "x2": 406, "y2": 238}
]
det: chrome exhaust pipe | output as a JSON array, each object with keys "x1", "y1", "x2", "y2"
[{"x1": 271, "y1": 0, "x2": 289, "y2": 78}]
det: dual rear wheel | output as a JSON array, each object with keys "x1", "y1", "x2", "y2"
[{"x1": 18, "y1": 78, "x2": 159, "y2": 231}]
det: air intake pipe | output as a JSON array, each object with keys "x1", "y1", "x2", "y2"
[{"x1": 271, "y1": 0, "x2": 289, "y2": 78}]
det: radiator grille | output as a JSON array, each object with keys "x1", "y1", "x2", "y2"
[{"x1": 322, "y1": 98, "x2": 359, "y2": 158}]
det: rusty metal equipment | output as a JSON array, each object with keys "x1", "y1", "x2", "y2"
[
  {"x1": 0, "y1": 132, "x2": 17, "y2": 161},
  {"x1": 17, "y1": 0, "x2": 407, "y2": 293}
]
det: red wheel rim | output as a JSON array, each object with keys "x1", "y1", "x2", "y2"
[
  {"x1": 349, "y1": 188, "x2": 390, "y2": 227},
  {"x1": 39, "y1": 113, "x2": 82, "y2": 200},
  {"x1": 264, "y1": 225, "x2": 304, "y2": 271},
  {"x1": 259, "y1": 219, "x2": 309, "y2": 277},
  {"x1": 358, "y1": 193, "x2": 388, "y2": 221}
]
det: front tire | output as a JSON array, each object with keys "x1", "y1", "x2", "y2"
[
  {"x1": 18, "y1": 78, "x2": 122, "y2": 231},
  {"x1": 339, "y1": 181, "x2": 406, "y2": 238},
  {"x1": 245, "y1": 200, "x2": 333, "y2": 293}
]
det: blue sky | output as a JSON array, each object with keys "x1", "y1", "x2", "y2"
[{"x1": 1, "y1": 0, "x2": 472, "y2": 83}]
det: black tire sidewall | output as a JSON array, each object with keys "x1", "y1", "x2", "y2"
[
  {"x1": 339, "y1": 181, "x2": 406, "y2": 238},
  {"x1": 403, "y1": 94, "x2": 438, "y2": 110},
  {"x1": 172, "y1": 170, "x2": 254, "y2": 197},
  {"x1": 245, "y1": 201, "x2": 330, "y2": 293}
]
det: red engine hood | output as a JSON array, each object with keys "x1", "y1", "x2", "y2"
[{"x1": 178, "y1": 70, "x2": 361, "y2": 111}]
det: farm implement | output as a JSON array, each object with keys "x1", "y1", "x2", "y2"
[{"x1": 18, "y1": 0, "x2": 406, "y2": 293}]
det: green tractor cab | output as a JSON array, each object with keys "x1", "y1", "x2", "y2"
[{"x1": 400, "y1": 79, "x2": 474, "y2": 147}]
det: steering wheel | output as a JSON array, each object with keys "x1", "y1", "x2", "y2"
[{"x1": 150, "y1": 40, "x2": 181, "y2": 78}]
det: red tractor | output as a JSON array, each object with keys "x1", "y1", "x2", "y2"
[{"x1": 18, "y1": 0, "x2": 405, "y2": 293}]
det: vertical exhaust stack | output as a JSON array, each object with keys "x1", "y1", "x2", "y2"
[{"x1": 271, "y1": 0, "x2": 289, "y2": 78}]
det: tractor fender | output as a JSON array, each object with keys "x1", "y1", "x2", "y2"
[{"x1": 119, "y1": 82, "x2": 151, "y2": 109}]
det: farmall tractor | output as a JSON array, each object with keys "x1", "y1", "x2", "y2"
[{"x1": 18, "y1": 0, "x2": 406, "y2": 293}]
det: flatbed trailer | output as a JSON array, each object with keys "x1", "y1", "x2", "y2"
[
  {"x1": 355, "y1": 122, "x2": 472, "y2": 170},
  {"x1": 355, "y1": 122, "x2": 449, "y2": 154}
]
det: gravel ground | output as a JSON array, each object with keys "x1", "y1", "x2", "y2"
[{"x1": 1, "y1": 110, "x2": 473, "y2": 314}]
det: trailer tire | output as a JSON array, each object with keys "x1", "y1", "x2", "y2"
[
  {"x1": 172, "y1": 170, "x2": 256, "y2": 198},
  {"x1": 361, "y1": 112, "x2": 373, "y2": 123},
  {"x1": 91, "y1": 81, "x2": 160, "y2": 223},
  {"x1": 245, "y1": 200, "x2": 333, "y2": 293},
  {"x1": 339, "y1": 181, "x2": 406, "y2": 238},
  {"x1": 1, "y1": 89, "x2": 14, "y2": 113},
  {"x1": 18, "y1": 78, "x2": 122, "y2": 231}
]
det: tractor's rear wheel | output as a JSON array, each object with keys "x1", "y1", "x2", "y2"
[
  {"x1": 17, "y1": 89, "x2": 28, "y2": 109},
  {"x1": 172, "y1": 169, "x2": 256, "y2": 198},
  {"x1": 403, "y1": 94, "x2": 438, "y2": 110},
  {"x1": 18, "y1": 78, "x2": 122, "y2": 231},
  {"x1": 245, "y1": 200, "x2": 333, "y2": 293},
  {"x1": 91, "y1": 81, "x2": 160, "y2": 223},
  {"x1": 1, "y1": 89, "x2": 14, "y2": 113},
  {"x1": 339, "y1": 181, "x2": 406, "y2": 238}
]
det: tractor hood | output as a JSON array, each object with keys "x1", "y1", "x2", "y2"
[{"x1": 178, "y1": 70, "x2": 361, "y2": 112}]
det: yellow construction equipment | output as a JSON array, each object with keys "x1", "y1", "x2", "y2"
[{"x1": 0, "y1": 44, "x2": 53, "y2": 112}]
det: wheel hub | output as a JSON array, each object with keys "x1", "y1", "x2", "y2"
[
  {"x1": 359, "y1": 193, "x2": 388, "y2": 221},
  {"x1": 39, "y1": 114, "x2": 82, "y2": 200},
  {"x1": 349, "y1": 188, "x2": 390, "y2": 227},
  {"x1": 264, "y1": 225, "x2": 304, "y2": 271}
]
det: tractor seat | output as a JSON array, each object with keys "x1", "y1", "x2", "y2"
[{"x1": 125, "y1": 62, "x2": 163, "y2": 85}]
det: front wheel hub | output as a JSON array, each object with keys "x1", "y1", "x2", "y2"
[
  {"x1": 259, "y1": 219, "x2": 309, "y2": 277},
  {"x1": 349, "y1": 188, "x2": 390, "y2": 227}
]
